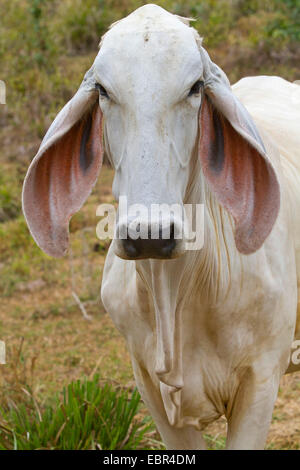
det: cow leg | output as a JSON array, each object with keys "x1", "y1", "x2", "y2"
[
  {"x1": 131, "y1": 359, "x2": 206, "y2": 450},
  {"x1": 225, "y1": 371, "x2": 280, "y2": 450}
]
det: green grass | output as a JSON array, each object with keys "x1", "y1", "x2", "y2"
[
  {"x1": 203, "y1": 433, "x2": 226, "y2": 450},
  {"x1": 0, "y1": 375, "x2": 154, "y2": 450}
]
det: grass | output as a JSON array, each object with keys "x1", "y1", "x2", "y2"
[
  {"x1": 0, "y1": 374, "x2": 154, "y2": 450},
  {"x1": 203, "y1": 433, "x2": 226, "y2": 450}
]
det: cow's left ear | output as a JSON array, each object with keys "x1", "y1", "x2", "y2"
[
  {"x1": 22, "y1": 68, "x2": 104, "y2": 258},
  {"x1": 198, "y1": 47, "x2": 280, "y2": 254}
]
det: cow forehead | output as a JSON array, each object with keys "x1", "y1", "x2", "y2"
[
  {"x1": 94, "y1": 5, "x2": 202, "y2": 98},
  {"x1": 104, "y1": 4, "x2": 192, "y2": 37}
]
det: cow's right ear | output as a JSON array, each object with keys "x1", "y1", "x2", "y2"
[{"x1": 22, "y1": 68, "x2": 104, "y2": 258}]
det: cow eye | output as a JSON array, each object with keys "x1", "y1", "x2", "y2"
[
  {"x1": 188, "y1": 80, "x2": 204, "y2": 97},
  {"x1": 95, "y1": 83, "x2": 109, "y2": 98}
]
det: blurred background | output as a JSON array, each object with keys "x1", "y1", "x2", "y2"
[{"x1": 0, "y1": 0, "x2": 299, "y2": 449}]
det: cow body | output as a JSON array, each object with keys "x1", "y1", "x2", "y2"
[{"x1": 101, "y1": 76, "x2": 300, "y2": 449}]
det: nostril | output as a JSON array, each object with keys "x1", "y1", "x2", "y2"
[
  {"x1": 122, "y1": 237, "x2": 140, "y2": 258},
  {"x1": 161, "y1": 238, "x2": 176, "y2": 257}
]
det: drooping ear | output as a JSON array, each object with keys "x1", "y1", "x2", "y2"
[
  {"x1": 198, "y1": 47, "x2": 280, "y2": 254},
  {"x1": 22, "y1": 68, "x2": 104, "y2": 257}
]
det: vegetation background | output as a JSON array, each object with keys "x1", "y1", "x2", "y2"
[{"x1": 0, "y1": 0, "x2": 299, "y2": 449}]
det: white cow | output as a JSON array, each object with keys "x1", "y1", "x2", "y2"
[{"x1": 22, "y1": 5, "x2": 300, "y2": 449}]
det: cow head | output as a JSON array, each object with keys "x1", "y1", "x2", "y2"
[{"x1": 22, "y1": 5, "x2": 280, "y2": 260}]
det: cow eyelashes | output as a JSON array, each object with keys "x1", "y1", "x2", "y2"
[
  {"x1": 95, "y1": 83, "x2": 109, "y2": 98},
  {"x1": 95, "y1": 80, "x2": 204, "y2": 100},
  {"x1": 95, "y1": 80, "x2": 204, "y2": 99},
  {"x1": 188, "y1": 80, "x2": 204, "y2": 97}
]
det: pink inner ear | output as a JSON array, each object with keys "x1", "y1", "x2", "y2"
[
  {"x1": 23, "y1": 103, "x2": 103, "y2": 257},
  {"x1": 199, "y1": 95, "x2": 280, "y2": 254}
]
